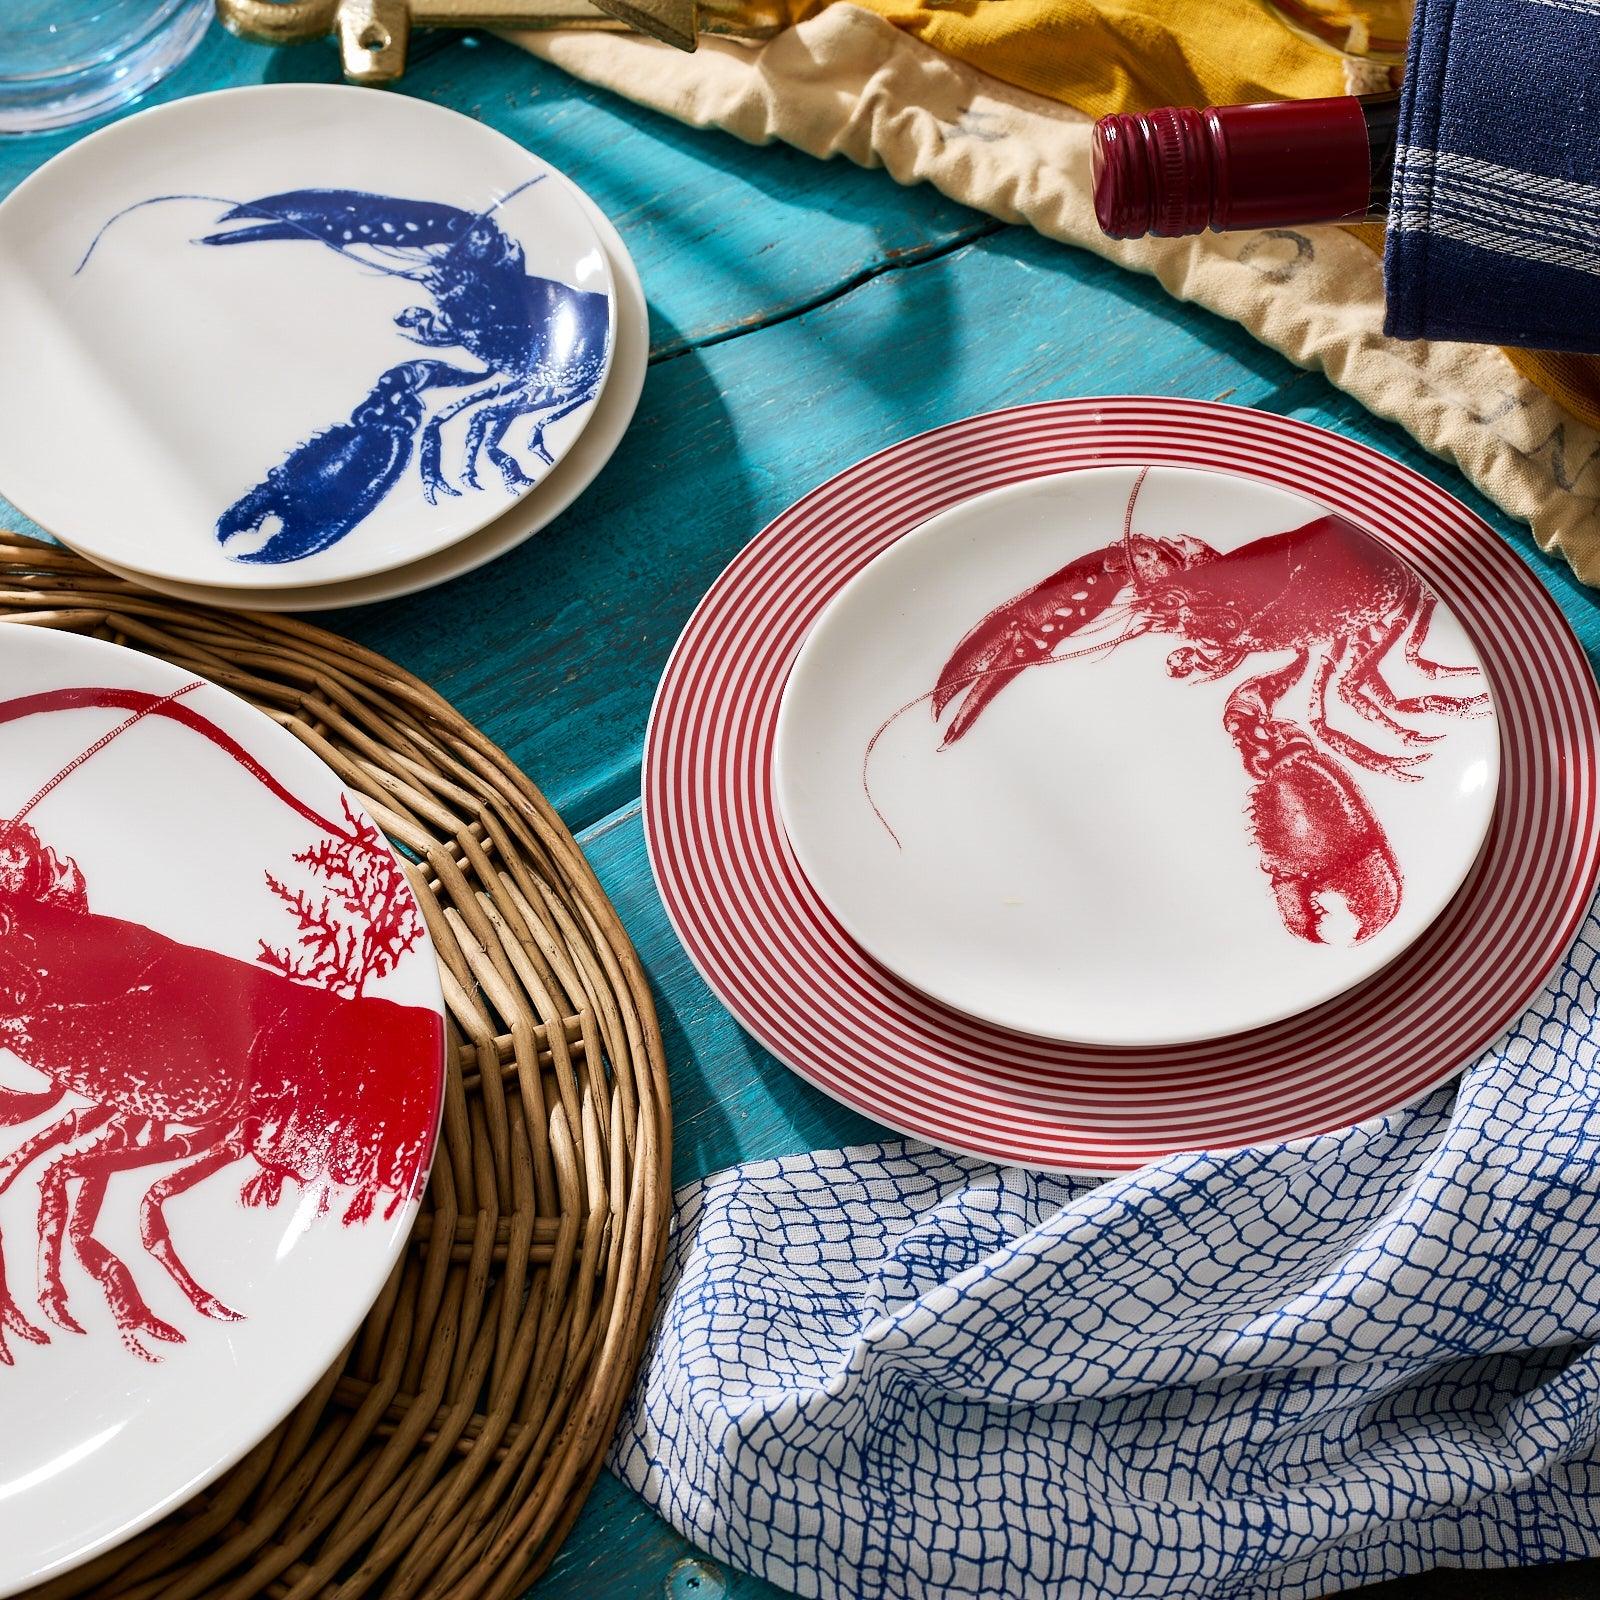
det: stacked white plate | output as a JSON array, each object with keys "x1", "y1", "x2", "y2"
[
  {"x1": 643, "y1": 399, "x2": 1600, "y2": 1174},
  {"x1": 0, "y1": 85, "x2": 644, "y2": 610}
]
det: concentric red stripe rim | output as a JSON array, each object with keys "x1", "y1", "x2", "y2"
[{"x1": 643, "y1": 398, "x2": 1600, "y2": 1173}]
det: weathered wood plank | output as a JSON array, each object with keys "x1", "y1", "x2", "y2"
[
  {"x1": 540, "y1": 1471, "x2": 789, "y2": 1599},
  {"x1": 400, "y1": 31, "x2": 994, "y2": 356}
]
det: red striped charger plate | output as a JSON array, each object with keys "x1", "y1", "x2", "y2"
[{"x1": 643, "y1": 399, "x2": 1600, "y2": 1173}]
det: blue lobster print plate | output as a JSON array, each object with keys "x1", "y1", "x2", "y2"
[
  {"x1": 0, "y1": 85, "x2": 616, "y2": 588},
  {"x1": 79, "y1": 181, "x2": 651, "y2": 615}
]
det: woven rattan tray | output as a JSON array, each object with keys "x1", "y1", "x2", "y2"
[{"x1": 0, "y1": 535, "x2": 671, "y2": 1600}]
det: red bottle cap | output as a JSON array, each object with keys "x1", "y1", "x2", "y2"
[{"x1": 1092, "y1": 97, "x2": 1375, "y2": 239}]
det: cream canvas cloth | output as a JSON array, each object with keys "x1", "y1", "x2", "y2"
[{"x1": 514, "y1": 6, "x2": 1600, "y2": 582}]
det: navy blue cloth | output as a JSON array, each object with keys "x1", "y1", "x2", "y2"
[{"x1": 1386, "y1": 0, "x2": 1600, "y2": 352}]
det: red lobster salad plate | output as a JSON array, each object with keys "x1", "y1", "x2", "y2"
[
  {"x1": 0, "y1": 629, "x2": 445, "y2": 1598},
  {"x1": 774, "y1": 465, "x2": 1501, "y2": 1045},
  {"x1": 645, "y1": 398, "x2": 1600, "y2": 1173}
]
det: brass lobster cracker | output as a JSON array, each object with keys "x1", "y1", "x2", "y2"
[{"x1": 214, "y1": 0, "x2": 789, "y2": 79}]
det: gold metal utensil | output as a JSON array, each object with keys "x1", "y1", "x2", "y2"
[{"x1": 214, "y1": 0, "x2": 786, "y2": 81}]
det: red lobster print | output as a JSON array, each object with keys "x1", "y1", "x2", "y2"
[
  {"x1": 0, "y1": 684, "x2": 443, "y2": 1363},
  {"x1": 925, "y1": 470, "x2": 1489, "y2": 944}
]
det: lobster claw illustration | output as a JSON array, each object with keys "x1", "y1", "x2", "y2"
[
  {"x1": 195, "y1": 190, "x2": 482, "y2": 253},
  {"x1": 934, "y1": 546, "x2": 1123, "y2": 744},
  {"x1": 933, "y1": 534, "x2": 1213, "y2": 745},
  {"x1": 1225, "y1": 682, "x2": 1401, "y2": 944},
  {"x1": 890, "y1": 466, "x2": 1488, "y2": 949},
  {"x1": 215, "y1": 360, "x2": 469, "y2": 564}
]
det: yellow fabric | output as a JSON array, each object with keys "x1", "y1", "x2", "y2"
[
  {"x1": 802, "y1": 0, "x2": 1600, "y2": 428},
  {"x1": 1499, "y1": 350, "x2": 1600, "y2": 435},
  {"x1": 801, "y1": 0, "x2": 1349, "y2": 117},
  {"x1": 1262, "y1": 0, "x2": 1411, "y2": 59}
]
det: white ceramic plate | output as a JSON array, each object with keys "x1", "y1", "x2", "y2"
[
  {"x1": 774, "y1": 466, "x2": 1500, "y2": 1045},
  {"x1": 0, "y1": 84, "x2": 615, "y2": 589},
  {"x1": 648, "y1": 399, "x2": 1591, "y2": 1170},
  {"x1": 82, "y1": 186, "x2": 647, "y2": 613},
  {"x1": 0, "y1": 628, "x2": 445, "y2": 1597}
]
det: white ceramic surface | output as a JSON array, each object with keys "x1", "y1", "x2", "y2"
[
  {"x1": 0, "y1": 629, "x2": 445, "y2": 1597},
  {"x1": 773, "y1": 466, "x2": 1501, "y2": 1045},
  {"x1": 84, "y1": 186, "x2": 647, "y2": 613},
  {"x1": 0, "y1": 84, "x2": 615, "y2": 588}
]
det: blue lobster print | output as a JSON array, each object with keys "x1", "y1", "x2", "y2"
[{"x1": 79, "y1": 179, "x2": 611, "y2": 564}]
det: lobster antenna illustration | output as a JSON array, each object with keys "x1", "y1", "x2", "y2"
[
  {"x1": 0, "y1": 685, "x2": 392, "y2": 855},
  {"x1": 7, "y1": 680, "x2": 203, "y2": 828},
  {"x1": 859, "y1": 470, "x2": 1161, "y2": 848},
  {"x1": 77, "y1": 195, "x2": 433, "y2": 285},
  {"x1": 475, "y1": 173, "x2": 547, "y2": 223},
  {"x1": 1122, "y1": 464, "x2": 1151, "y2": 583},
  {"x1": 75, "y1": 196, "x2": 358, "y2": 276},
  {"x1": 78, "y1": 175, "x2": 551, "y2": 282}
]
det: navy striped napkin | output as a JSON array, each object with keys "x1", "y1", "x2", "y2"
[{"x1": 1386, "y1": 0, "x2": 1600, "y2": 353}]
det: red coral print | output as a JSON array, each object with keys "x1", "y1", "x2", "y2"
[{"x1": 260, "y1": 796, "x2": 424, "y2": 998}]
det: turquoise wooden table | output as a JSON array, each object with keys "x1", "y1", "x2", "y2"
[{"x1": 3, "y1": 20, "x2": 1598, "y2": 1600}]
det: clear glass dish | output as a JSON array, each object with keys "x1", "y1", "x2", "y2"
[{"x1": 0, "y1": 0, "x2": 212, "y2": 135}]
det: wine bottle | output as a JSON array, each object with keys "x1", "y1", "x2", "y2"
[{"x1": 1092, "y1": 90, "x2": 1400, "y2": 239}]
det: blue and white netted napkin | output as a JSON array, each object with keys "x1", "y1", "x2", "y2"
[
  {"x1": 611, "y1": 900, "x2": 1600, "y2": 1599},
  {"x1": 1386, "y1": 0, "x2": 1600, "y2": 352}
]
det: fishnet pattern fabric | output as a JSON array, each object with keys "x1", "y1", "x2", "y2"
[{"x1": 614, "y1": 911, "x2": 1600, "y2": 1599}]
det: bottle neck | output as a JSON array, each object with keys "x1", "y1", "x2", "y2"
[{"x1": 1093, "y1": 91, "x2": 1399, "y2": 240}]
